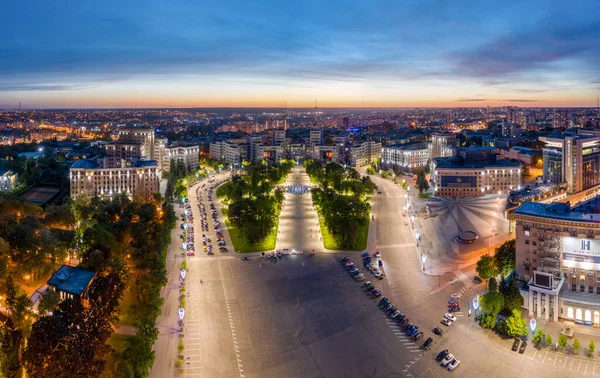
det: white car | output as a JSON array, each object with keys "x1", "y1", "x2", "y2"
[
  {"x1": 448, "y1": 358, "x2": 460, "y2": 371},
  {"x1": 441, "y1": 318, "x2": 453, "y2": 326},
  {"x1": 445, "y1": 313, "x2": 457, "y2": 322},
  {"x1": 451, "y1": 293, "x2": 462, "y2": 299},
  {"x1": 441, "y1": 353, "x2": 454, "y2": 367}
]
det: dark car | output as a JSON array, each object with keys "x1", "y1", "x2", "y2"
[
  {"x1": 370, "y1": 290, "x2": 382, "y2": 298},
  {"x1": 449, "y1": 306, "x2": 461, "y2": 313},
  {"x1": 512, "y1": 338, "x2": 521, "y2": 352},
  {"x1": 378, "y1": 296, "x2": 388, "y2": 304},
  {"x1": 436, "y1": 349, "x2": 449, "y2": 361},
  {"x1": 394, "y1": 313, "x2": 406, "y2": 322},
  {"x1": 340, "y1": 257, "x2": 350, "y2": 263},
  {"x1": 519, "y1": 341, "x2": 527, "y2": 354},
  {"x1": 402, "y1": 323, "x2": 414, "y2": 331},
  {"x1": 364, "y1": 285, "x2": 375, "y2": 292},
  {"x1": 411, "y1": 331, "x2": 424, "y2": 341},
  {"x1": 473, "y1": 276, "x2": 483, "y2": 284},
  {"x1": 361, "y1": 252, "x2": 370, "y2": 258},
  {"x1": 433, "y1": 327, "x2": 444, "y2": 336},
  {"x1": 407, "y1": 327, "x2": 419, "y2": 337},
  {"x1": 399, "y1": 318, "x2": 410, "y2": 327},
  {"x1": 421, "y1": 337, "x2": 433, "y2": 350}
]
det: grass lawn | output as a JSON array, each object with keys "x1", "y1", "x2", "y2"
[
  {"x1": 118, "y1": 281, "x2": 136, "y2": 327},
  {"x1": 216, "y1": 182, "x2": 230, "y2": 198},
  {"x1": 101, "y1": 333, "x2": 132, "y2": 378},
  {"x1": 318, "y1": 216, "x2": 368, "y2": 251},
  {"x1": 419, "y1": 193, "x2": 431, "y2": 199}
]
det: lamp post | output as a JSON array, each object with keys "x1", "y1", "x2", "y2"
[{"x1": 421, "y1": 252, "x2": 426, "y2": 272}]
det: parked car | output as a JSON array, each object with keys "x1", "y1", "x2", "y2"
[
  {"x1": 399, "y1": 318, "x2": 410, "y2": 327},
  {"x1": 512, "y1": 338, "x2": 521, "y2": 352},
  {"x1": 445, "y1": 313, "x2": 457, "y2": 322},
  {"x1": 370, "y1": 290, "x2": 382, "y2": 298},
  {"x1": 394, "y1": 313, "x2": 406, "y2": 322},
  {"x1": 448, "y1": 306, "x2": 461, "y2": 313},
  {"x1": 519, "y1": 341, "x2": 527, "y2": 354},
  {"x1": 473, "y1": 276, "x2": 483, "y2": 284},
  {"x1": 436, "y1": 349, "x2": 449, "y2": 361},
  {"x1": 441, "y1": 318, "x2": 452, "y2": 326},
  {"x1": 447, "y1": 358, "x2": 460, "y2": 371},
  {"x1": 433, "y1": 327, "x2": 444, "y2": 336},
  {"x1": 421, "y1": 337, "x2": 433, "y2": 350},
  {"x1": 450, "y1": 293, "x2": 462, "y2": 299},
  {"x1": 402, "y1": 323, "x2": 413, "y2": 331},
  {"x1": 411, "y1": 331, "x2": 424, "y2": 341},
  {"x1": 355, "y1": 273, "x2": 365, "y2": 282},
  {"x1": 441, "y1": 353, "x2": 455, "y2": 367}
]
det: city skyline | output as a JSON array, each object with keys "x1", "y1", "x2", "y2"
[{"x1": 2, "y1": 0, "x2": 600, "y2": 108}]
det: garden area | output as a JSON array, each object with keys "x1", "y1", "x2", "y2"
[{"x1": 305, "y1": 160, "x2": 375, "y2": 250}]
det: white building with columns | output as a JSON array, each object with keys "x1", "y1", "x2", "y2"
[{"x1": 514, "y1": 198, "x2": 600, "y2": 324}]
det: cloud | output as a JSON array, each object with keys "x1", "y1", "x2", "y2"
[
  {"x1": 502, "y1": 99, "x2": 539, "y2": 103},
  {"x1": 456, "y1": 98, "x2": 488, "y2": 102},
  {"x1": 456, "y1": 98, "x2": 539, "y2": 103},
  {"x1": 0, "y1": 83, "x2": 102, "y2": 92}
]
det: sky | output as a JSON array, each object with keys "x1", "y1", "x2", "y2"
[{"x1": 1, "y1": 0, "x2": 600, "y2": 108}]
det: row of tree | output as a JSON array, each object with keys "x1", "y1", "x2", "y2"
[
  {"x1": 305, "y1": 161, "x2": 374, "y2": 249},
  {"x1": 219, "y1": 161, "x2": 292, "y2": 245},
  {"x1": 532, "y1": 329, "x2": 594, "y2": 356}
]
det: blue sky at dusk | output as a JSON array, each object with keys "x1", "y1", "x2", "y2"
[{"x1": 1, "y1": 0, "x2": 599, "y2": 108}]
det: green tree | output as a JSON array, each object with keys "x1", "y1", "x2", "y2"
[
  {"x1": 559, "y1": 334, "x2": 568, "y2": 349},
  {"x1": 532, "y1": 329, "x2": 545, "y2": 345},
  {"x1": 488, "y1": 276, "x2": 498, "y2": 293},
  {"x1": 590, "y1": 339, "x2": 595, "y2": 357},
  {"x1": 503, "y1": 275, "x2": 523, "y2": 312},
  {"x1": 494, "y1": 240, "x2": 516, "y2": 276},
  {"x1": 38, "y1": 289, "x2": 62, "y2": 316},
  {"x1": 416, "y1": 169, "x2": 429, "y2": 194},
  {"x1": 481, "y1": 291, "x2": 504, "y2": 329},
  {"x1": 505, "y1": 309, "x2": 527, "y2": 337},
  {"x1": 476, "y1": 254, "x2": 498, "y2": 279},
  {"x1": 574, "y1": 338, "x2": 581, "y2": 354},
  {"x1": 546, "y1": 333, "x2": 552, "y2": 347}
]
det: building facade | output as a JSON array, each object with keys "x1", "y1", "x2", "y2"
[
  {"x1": 164, "y1": 145, "x2": 200, "y2": 172},
  {"x1": 0, "y1": 169, "x2": 18, "y2": 191},
  {"x1": 432, "y1": 160, "x2": 522, "y2": 196},
  {"x1": 349, "y1": 141, "x2": 382, "y2": 167},
  {"x1": 209, "y1": 141, "x2": 242, "y2": 165},
  {"x1": 117, "y1": 128, "x2": 156, "y2": 160},
  {"x1": 514, "y1": 198, "x2": 600, "y2": 323},
  {"x1": 70, "y1": 157, "x2": 160, "y2": 200},
  {"x1": 382, "y1": 142, "x2": 431, "y2": 170},
  {"x1": 431, "y1": 133, "x2": 456, "y2": 158}
]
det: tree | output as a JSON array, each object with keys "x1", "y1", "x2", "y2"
[
  {"x1": 590, "y1": 340, "x2": 595, "y2": 357},
  {"x1": 559, "y1": 334, "x2": 568, "y2": 349},
  {"x1": 488, "y1": 276, "x2": 498, "y2": 293},
  {"x1": 481, "y1": 291, "x2": 504, "y2": 328},
  {"x1": 416, "y1": 169, "x2": 429, "y2": 194},
  {"x1": 505, "y1": 309, "x2": 527, "y2": 337},
  {"x1": 532, "y1": 329, "x2": 545, "y2": 345},
  {"x1": 574, "y1": 338, "x2": 581, "y2": 354},
  {"x1": 476, "y1": 254, "x2": 498, "y2": 279},
  {"x1": 546, "y1": 333, "x2": 552, "y2": 347},
  {"x1": 504, "y1": 275, "x2": 523, "y2": 312},
  {"x1": 38, "y1": 289, "x2": 61, "y2": 316},
  {"x1": 494, "y1": 240, "x2": 516, "y2": 276}
]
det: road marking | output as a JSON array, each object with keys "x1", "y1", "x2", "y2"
[
  {"x1": 563, "y1": 357, "x2": 568, "y2": 369},
  {"x1": 530, "y1": 350, "x2": 538, "y2": 360},
  {"x1": 219, "y1": 263, "x2": 245, "y2": 378}
]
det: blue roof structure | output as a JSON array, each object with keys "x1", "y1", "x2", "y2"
[{"x1": 47, "y1": 265, "x2": 95, "y2": 296}]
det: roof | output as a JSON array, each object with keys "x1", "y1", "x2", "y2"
[
  {"x1": 435, "y1": 158, "x2": 521, "y2": 169},
  {"x1": 47, "y1": 265, "x2": 95, "y2": 296},
  {"x1": 71, "y1": 160, "x2": 97, "y2": 169},
  {"x1": 513, "y1": 196, "x2": 600, "y2": 223}
]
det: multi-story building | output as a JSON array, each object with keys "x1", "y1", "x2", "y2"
[
  {"x1": 540, "y1": 135, "x2": 600, "y2": 193},
  {"x1": 553, "y1": 109, "x2": 572, "y2": 129},
  {"x1": 432, "y1": 159, "x2": 522, "y2": 196},
  {"x1": 70, "y1": 157, "x2": 160, "y2": 200},
  {"x1": 209, "y1": 141, "x2": 242, "y2": 165},
  {"x1": 117, "y1": 128, "x2": 156, "y2": 160},
  {"x1": 502, "y1": 122, "x2": 522, "y2": 138},
  {"x1": 382, "y1": 142, "x2": 431, "y2": 170},
  {"x1": 514, "y1": 197, "x2": 600, "y2": 324},
  {"x1": 154, "y1": 138, "x2": 168, "y2": 169},
  {"x1": 246, "y1": 134, "x2": 263, "y2": 161},
  {"x1": 349, "y1": 141, "x2": 382, "y2": 167},
  {"x1": 164, "y1": 145, "x2": 199, "y2": 172},
  {"x1": 105, "y1": 142, "x2": 146, "y2": 160},
  {"x1": 0, "y1": 169, "x2": 17, "y2": 191},
  {"x1": 273, "y1": 130, "x2": 286, "y2": 145},
  {"x1": 431, "y1": 132, "x2": 456, "y2": 158},
  {"x1": 309, "y1": 129, "x2": 323, "y2": 145}
]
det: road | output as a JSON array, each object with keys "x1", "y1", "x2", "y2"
[{"x1": 154, "y1": 167, "x2": 595, "y2": 378}]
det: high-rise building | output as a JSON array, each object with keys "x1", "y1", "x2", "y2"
[
  {"x1": 164, "y1": 145, "x2": 200, "y2": 172},
  {"x1": 209, "y1": 141, "x2": 242, "y2": 165},
  {"x1": 431, "y1": 132, "x2": 456, "y2": 158},
  {"x1": 342, "y1": 117, "x2": 350, "y2": 130},
  {"x1": 117, "y1": 128, "x2": 156, "y2": 160},
  {"x1": 309, "y1": 129, "x2": 323, "y2": 145},
  {"x1": 349, "y1": 141, "x2": 382, "y2": 167},
  {"x1": 246, "y1": 134, "x2": 263, "y2": 161},
  {"x1": 553, "y1": 109, "x2": 572, "y2": 129}
]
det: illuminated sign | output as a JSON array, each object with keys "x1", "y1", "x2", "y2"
[
  {"x1": 562, "y1": 237, "x2": 600, "y2": 270},
  {"x1": 441, "y1": 175, "x2": 477, "y2": 188}
]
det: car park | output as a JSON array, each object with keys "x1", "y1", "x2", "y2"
[
  {"x1": 512, "y1": 339, "x2": 521, "y2": 352},
  {"x1": 447, "y1": 358, "x2": 460, "y2": 371},
  {"x1": 421, "y1": 337, "x2": 433, "y2": 350},
  {"x1": 436, "y1": 349, "x2": 449, "y2": 361},
  {"x1": 433, "y1": 327, "x2": 443, "y2": 336},
  {"x1": 441, "y1": 353, "x2": 454, "y2": 367},
  {"x1": 445, "y1": 313, "x2": 457, "y2": 322}
]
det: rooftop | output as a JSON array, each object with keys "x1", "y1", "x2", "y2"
[
  {"x1": 435, "y1": 158, "x2": 521, "y2": 169},
  {"x1": 514, "y1": 196, "x2": 600, "y2": 222},
  {"x1": 47, "y1": 265, "x2": 95, "y2": 296}
]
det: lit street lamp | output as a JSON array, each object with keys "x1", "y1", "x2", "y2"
[{"x1": 421, "y1": 253, "x2": 426, "y2": 271}]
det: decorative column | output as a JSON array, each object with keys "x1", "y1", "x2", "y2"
[
  {"x1": 544, "y1": 294, "x2": 550, "y2": 320},
  {"x1": 528, "y1": 289, "x2": 534, "y2": 315},
  {"x1": 554, "y1": 295, "x2": 559, "y2": 322},
  {"x1": 536, "y1": 292, "x2": 542, "y2": 318}
]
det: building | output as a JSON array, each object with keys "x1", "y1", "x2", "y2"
[
  {"x1": 431, "y1": 132, "x2": 456, "y2": 158},
  {"x1": 154, "y1": 138, "x2": 168, "y2": 168},
  {"x1": 499, "y1": 146, "x2": 536, "y2": 166},
  {"x1": 273, "y1": 130, "x2": 286, "y2": 145},
  {"x1": 432, "y1": 159, "x2": 522, "y2": 196},
  {"x1": 382, "y1": 142, "x2": 431, "y2": 170},
  {"x1": 309, "y1": 129, "x2": 323, "y2": 145},
  {"x1": 541, "y1": 135, "x2": 600, "y2": 193},
  {"x1": 117, "y1": 128, "x2": 156, "y2": 160},
  {"x1": 0, "y1": 169, "x2": 17, "y2": 191},
  {"x1": 69, "y1": 157, "x2": 160, "y2": 200},
  {"x1": 47, "y1": 265, "x2": 96, "y2": 308},
  {"x1": 164, "y1": 145, "x2": 200, "y2": 172},
  {"x1": 105, "y1": 142, "x2": 146, "y2": 160},
  {"x1": 349, "y1": 141, "x2": 382, "y2": 167},
  {"x1": 513, "y1": 198, "x2": 600, "y2": 323},
  {"x1": 246, "y1": 134, "x2": 263, "y2": 161},
  {"x1": 553, "y1": 109, "x2": 572, "y2": 129},
  {"x1": 502, "y1": 122, "x2": 522, "y2": 138},
  {"x1": 209, "y1": 141, "x2": 242, "y2": 165}
]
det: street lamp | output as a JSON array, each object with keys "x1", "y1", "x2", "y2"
[{"x1": 421, "y1": 253, "x2": 426, "y2": 271}]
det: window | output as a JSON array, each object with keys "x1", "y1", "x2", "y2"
[{"x1": 581, "y1": 285, "x2": 586, "y2": 293}]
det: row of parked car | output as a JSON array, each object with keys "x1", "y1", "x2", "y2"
[
  {"x1": 435, "y1": 350, "x2": 460, "y2": 371},
  {"x1": 340, "y1": 256, "x2": 368, "y2": 284},
  {"x1": 194, "y1": 179, "x2": 229, "y2": 255},
  {"x1": 362, "y1": 252, "x2": 385, "y2": 280},
  {"x1": 378, "y1": 296, "x2": 433, "y2": 349}
]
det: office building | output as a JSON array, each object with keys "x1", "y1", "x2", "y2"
[
  {"x1": 309, "y1": 129, "x2": 323, "y2": 145},
  {"x1": 514, "y1": 197, "x2": 600, "y2": 323},
  {"x1": 105, "y1": 142, "x2": 146, "y2": 160},
  {"x1": 432, "y1": 159, "x2": 522, "y2": 196},
  {"x1": 349, "y1": 141, "x2": 382, "y2": 167},
  {"x1": 246, "y1": 134, "x2": 263, "y2": 161},
  {"x1": 117, "y1": 128, "x2": 156, "y2": 160},
  {"x1": 209, "y1": 141, "x2": 242, "y2": 165},
  {"x1": 164, "y1": 145, "x2": 200, "y2": 172}
]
